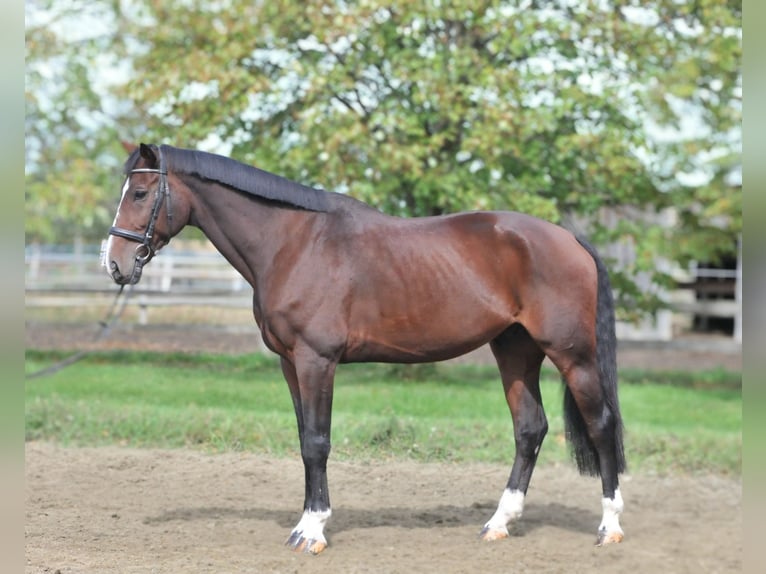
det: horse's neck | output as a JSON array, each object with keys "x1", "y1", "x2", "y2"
[{"x1": 188, "y1": 181, "x2": 307, "y2": 288}]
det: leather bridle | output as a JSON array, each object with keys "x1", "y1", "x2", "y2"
[{"x1": 109, "y1": 145, "x2": 173, "y2": 264}]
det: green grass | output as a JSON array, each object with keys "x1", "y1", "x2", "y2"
[{"x1": 25, "y1": 350, "x2": 741, "y2": 475}]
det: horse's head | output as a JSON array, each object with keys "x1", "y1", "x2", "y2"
[{"x1": 103, "y1": 143, "x2": 186, "y2": 285}]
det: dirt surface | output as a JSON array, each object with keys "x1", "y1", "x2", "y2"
[
  {"x1": 25, "y1": 323, "x2": 742, "y2": 572},
  {"x1": 26, "y1": 441, "x2": 741, "y2": 574}
]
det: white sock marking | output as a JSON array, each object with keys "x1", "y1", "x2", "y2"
[
  {"x1": 599, "y1": 488, "x2": 624, "y2": 535},
  {"x1": 292, "y1": 508, "x2": 331, "y2": 543},
  {"x1": 484, "y1": 488, "x2": 525, "y2": 534}
]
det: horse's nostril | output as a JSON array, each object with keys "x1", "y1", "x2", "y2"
[{"x1": 110, "y1": 261, "x2": 123, "y2": 281}]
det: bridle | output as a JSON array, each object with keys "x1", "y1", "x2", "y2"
[{"x1": 109, "y1": 145, "x2": 174, "y2": 265}]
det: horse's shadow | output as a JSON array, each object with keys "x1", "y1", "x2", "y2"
[{"x1": 144, "y1": 500, "x2": 599, "y2": 538}]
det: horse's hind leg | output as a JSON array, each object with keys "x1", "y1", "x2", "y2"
[
  {"x1": 559, "y1": 359, "x2": 625, "y2": 545},
  {"x1": 542, "y1": 336, "x2": 624, "y2": 545},
  {"x1": 480, "y1": 324, "x2": 547, "y2": 541}
]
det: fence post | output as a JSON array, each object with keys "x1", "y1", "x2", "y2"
[
  {"x1": 230, "y1": 269, "x2": 245, "y2": 292},
  {"x1": 138, "y1": 294, "x2": 149, "y2": 325},
  {"x1": 74, "y1": 235, "x2": 85, "y2": 278},
  {"x1": 161, "y1": 252, "x2": 174, "y2": 292},
  {"x1": 27, "y1": 242, "x2": 41, "y2": 285},
  {"x1": 734, "y1": 235, "x2": 742, "y2": 343}
]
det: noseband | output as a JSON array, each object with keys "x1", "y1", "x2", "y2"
[{"x1": 109, "y1": 145, "x2": 173, "y2": 262}]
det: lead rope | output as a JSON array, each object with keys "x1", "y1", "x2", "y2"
[{"x1": 26, "y1": 284, "x2": 134, "y2": 380}]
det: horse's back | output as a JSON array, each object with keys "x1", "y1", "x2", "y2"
[{"x1": 325, "y1": 207, "x2": 595, "y2": 363}]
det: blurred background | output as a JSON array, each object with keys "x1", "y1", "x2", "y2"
[{"x1": 25, "y1": 0, "x2": 742, "y2": 362}]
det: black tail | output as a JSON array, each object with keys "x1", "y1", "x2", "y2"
[{"x1": 563, "y1": 237, "x2": 626, "y2": 476}]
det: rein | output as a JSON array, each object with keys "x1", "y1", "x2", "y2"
[
  {"x1": 25, "y1": 284, "x2": 133, "y2": 380},
  {"x1": 30, "y1": 147, "x2": 173, "y2": 379},
  {"x1": 109, "y1": 145, "x2": 173, "y2": 264}
]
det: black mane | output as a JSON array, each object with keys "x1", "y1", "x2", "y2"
[{"x1": 124, "y1": 145, "x2": 330, "y2": 212}]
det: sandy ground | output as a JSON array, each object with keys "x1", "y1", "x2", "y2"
[
  {"x1": 25, "y1": 322, "x2": 742, "y2": 572},
  {"x1": 25, "y1": 442, "x2": 741, "y2": 574}
]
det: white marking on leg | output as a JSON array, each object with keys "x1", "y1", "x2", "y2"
[
  {"x1": 599, "y1": 488, "x2": 624, "y2": 536},
  {"x1": 483, "y1": 488, "x2": 525, "y2": 536},
  {"x1": 292, "y1": 508, "x2": 331, "y2": 545}
]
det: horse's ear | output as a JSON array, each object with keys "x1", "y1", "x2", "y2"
[
  {"x1": 121, "y1": 141, "x2": 137, "y2": 153},
  {"x1": 139, "y1": 143, "x2": 158, "y2": 165}
]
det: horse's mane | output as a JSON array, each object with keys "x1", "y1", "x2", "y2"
[{"x1": 124, "y1": 145, "x2": 330, "y2": 213}]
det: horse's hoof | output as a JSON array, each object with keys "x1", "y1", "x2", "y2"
[
  {"x1": 479, "y1": 525, "x2": 509, "y2": 542},
  {"x1": 595, "y1": 528, "x2": 624, "y2": 546},
  {"x1": 301, "y1": 539, "x2": 327, "y2": 555},
  {"x1": 285, "y1": 532, "x2": 327, "y2": 555}
]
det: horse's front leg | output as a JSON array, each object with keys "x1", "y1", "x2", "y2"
[{"x1": 281, "y1": 353, "x2": 336, "y2": 555}]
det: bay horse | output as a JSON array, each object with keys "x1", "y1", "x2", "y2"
[{"x1": 104, "y1": 143, "x2": 626, "y2": 554}]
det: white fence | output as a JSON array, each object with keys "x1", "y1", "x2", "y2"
[
  {"x1": 25, "y1": 243, "x2": 253, "y2": 325},
  {"x1": 26, "y1": 243, "x2": 742, "y2": 341},
  {"x1": 26, "y1": 242, "x2": 248, "y2": 294}
]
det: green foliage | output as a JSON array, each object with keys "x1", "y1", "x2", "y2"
[
  {"x1": 25, "y1": 1, "x2": 132, "y2": 242},
  {"x1": 25, "y1": 350, "x2": 741, "y2": 474},
  {"x1": 25, "y1": 1, "x2": 741, "y2": 316}
]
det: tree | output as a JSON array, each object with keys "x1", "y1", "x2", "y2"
[
  {"x1": 25, "y1": 0, "x2": 138, "y2": 243},
  {"x1": 25, "y1": 0, "x2": 741, "y2": 318}
]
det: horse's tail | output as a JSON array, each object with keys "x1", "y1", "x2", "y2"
[{"x1": 563, "y1": 237, "x2": 626, "y2": 476}]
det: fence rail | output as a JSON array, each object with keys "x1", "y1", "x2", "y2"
[
  {"x1": 26, "y1": 243, "x2": 742, "y2": 342},
  {"x1": 26, "y1": 243, "x2": 248, "y2": 294},
  {"x1": 26, "y1": 244, "x2": 253, "y2": 325}
]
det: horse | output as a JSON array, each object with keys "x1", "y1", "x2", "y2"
[{"x1": 104, "y1": 143, "x2": 626, "y2": 554}]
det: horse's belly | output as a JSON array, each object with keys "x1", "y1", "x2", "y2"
[{"x1": 341, "y1": 307, "x2": 511, "y2": 364}]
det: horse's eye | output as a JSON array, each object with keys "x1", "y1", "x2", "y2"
[{"x1": 134, "y1": 189, "x2": 148, "y2": 201}]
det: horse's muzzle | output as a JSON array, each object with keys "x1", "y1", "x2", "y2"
[{"x1": 109, "y1": 259, "x2": 143, "y2": 285}]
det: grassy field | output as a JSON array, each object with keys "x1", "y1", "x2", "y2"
[{"x1": 25, "y1": 350, "x2": 741, "y2": 475}]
